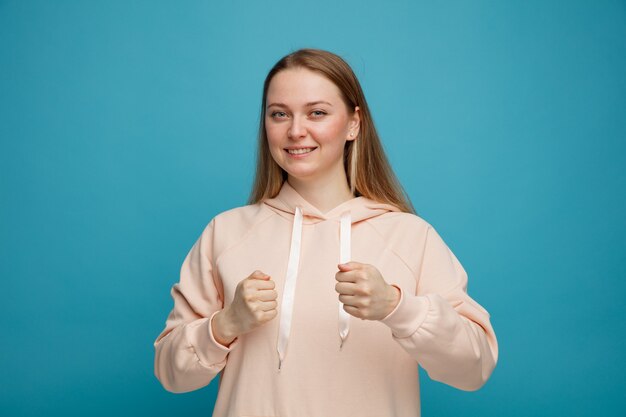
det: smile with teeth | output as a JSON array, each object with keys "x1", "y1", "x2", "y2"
[{"x1": 286, "y1": 147, "x2": 317, "y2": 155}]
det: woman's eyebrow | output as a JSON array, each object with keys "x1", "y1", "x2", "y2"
[{"x1": 266, "y1": 100, "x2": 333, "y2": 109}]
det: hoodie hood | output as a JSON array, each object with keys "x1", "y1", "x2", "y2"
[
  {"x1": 264, "y1": 180, "x2": 401, "y2": 224},
  {"x1": 263, "y1": 181, "x2": 401, "y2": 370}
]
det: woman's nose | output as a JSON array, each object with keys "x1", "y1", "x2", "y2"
[{"x1": 287, "y1": 117, "x2": 307, "y2": 140}]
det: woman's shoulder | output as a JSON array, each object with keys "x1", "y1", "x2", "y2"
[
  {"x1": 198, "y1": 202, "x2": 274, "y2": 258},
  {"x1": 212, "y1": 201, "x2": 270, "y2": 224},
  {"x1": 368, "y1": 209, "x2": 433, "y2": 235},
  {"x1": 207, "y1": 202, "x2": 276, "y2": 239}
]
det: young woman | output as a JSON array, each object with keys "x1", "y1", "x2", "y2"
[{"x1": 154, "y1": 48, "x2": 498, "y2": 417}]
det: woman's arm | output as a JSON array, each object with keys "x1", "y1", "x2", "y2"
[
  {"x1": 380, "y1": 226, "x2": 499, "y2": 391},
  {"x1": 153, "y1": 219, "x2": 240, "y2": 393}
]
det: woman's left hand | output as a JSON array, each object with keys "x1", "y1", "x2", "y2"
[{"x1": 335, "y1": 262, "x2": 401, "y2": 320}]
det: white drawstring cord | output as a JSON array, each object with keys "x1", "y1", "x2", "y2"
[
  {"x1": 338, "y1": 211, "x2": 351, "y2": 348},
  {"x1": 276, "y1": 208, "x2": 352, "y2": 370},
  {"x1": 277, "y1": 206, "x2": 303, "y2": 370}
]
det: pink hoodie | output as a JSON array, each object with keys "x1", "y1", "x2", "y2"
[{"x1": 154, "y1": 181, "x2": 498, "y2": 417}]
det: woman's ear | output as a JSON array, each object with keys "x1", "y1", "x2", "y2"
[{"x1": 348, "y1": 106, "x2": 361, "y2": 140}]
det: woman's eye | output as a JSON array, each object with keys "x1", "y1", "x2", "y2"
[
  {"x1": 271, "y1": 111, "x2": 287, "y2": 119},
  {"x1": 311, "y1": 110, "x2": 327, "y2": 117}
]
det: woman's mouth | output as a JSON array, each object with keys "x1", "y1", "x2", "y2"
[{"x1": 285, "y1": 147, "x2": 317, "y2": 156}]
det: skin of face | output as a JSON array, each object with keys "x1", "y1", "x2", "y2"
[{"x1": 265, "y1": 68, "x2": 360, "y2": 188}]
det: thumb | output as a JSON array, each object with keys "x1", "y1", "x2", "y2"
[
  {"x1": 337, "y1": 261, "x2": 361, "y2": 271},
  {"x1": 250, "y1": 270, "x2": 270, "y2": 280}
]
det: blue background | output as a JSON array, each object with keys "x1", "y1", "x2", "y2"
[{"x1": 1, "y1": 0, "x2": 625, "y2": 416}]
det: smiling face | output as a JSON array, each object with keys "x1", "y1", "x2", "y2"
[{"x1": 265, "y1": 67, "x2": 360, "y2": 187}]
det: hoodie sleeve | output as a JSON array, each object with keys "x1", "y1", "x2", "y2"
[
  {"x1": 380, "y1": 225, "x2": 498, "y2": 391},
  {"x1": 153, "y1": 218, "x2": 240, "y2": 393}
]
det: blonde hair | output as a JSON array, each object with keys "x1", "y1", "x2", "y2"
[{"x1": 248, "y1": 48, "x2": 415, "y2": 214}]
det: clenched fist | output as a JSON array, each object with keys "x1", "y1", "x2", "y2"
[
  {"x1": 212, "y1": 270, "x2": 278, "y2": 347},
  {"x1": 335, "y1": 262, "x2": 401, "y2": 321}
]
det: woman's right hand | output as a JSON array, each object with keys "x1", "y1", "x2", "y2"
[{"x1": 212, "y1": 270, "x2": 278, "y2": 346}]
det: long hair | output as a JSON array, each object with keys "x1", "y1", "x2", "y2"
[{"x1": 248, "y1": 48, "x2": 415, "y2": 214}]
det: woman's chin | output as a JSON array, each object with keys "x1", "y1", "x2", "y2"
[{"x1": 285, "y1": 170, "x2": 317, "y2": 181}]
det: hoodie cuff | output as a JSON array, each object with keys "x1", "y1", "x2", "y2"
[
  {"x1": 380, "y1": 286, "x2": 431, "y2": 339},
  {"x1": 186, "y1": 311, "x2": 239, "y2": 368}
]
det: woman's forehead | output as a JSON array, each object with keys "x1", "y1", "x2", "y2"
[{"x1": 266, "y1": 68, "x2": 343, "y2": 107}]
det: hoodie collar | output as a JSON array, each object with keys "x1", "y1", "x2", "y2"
[{"x1": 264, "y1": 180, "x2": 401, "y2": 224}]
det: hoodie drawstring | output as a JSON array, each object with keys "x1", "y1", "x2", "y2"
[
  {"x1": 277, "y1": 206, "x2": 303, "y2": 370},
  {"x1": 338, "y1": 210, "x2": 351, "y2": 348},
  {"x1": 276, "y1": 207, "x2": 353, "y2": 370}
]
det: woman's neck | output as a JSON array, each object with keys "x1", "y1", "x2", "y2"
[{"x1": 287, "y1": 175, "x2": 354, "y2": 214}]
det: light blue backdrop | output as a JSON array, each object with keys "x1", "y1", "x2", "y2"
[{"x1": 1, "y1": 0, "x2": 624, "y2": 416}]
